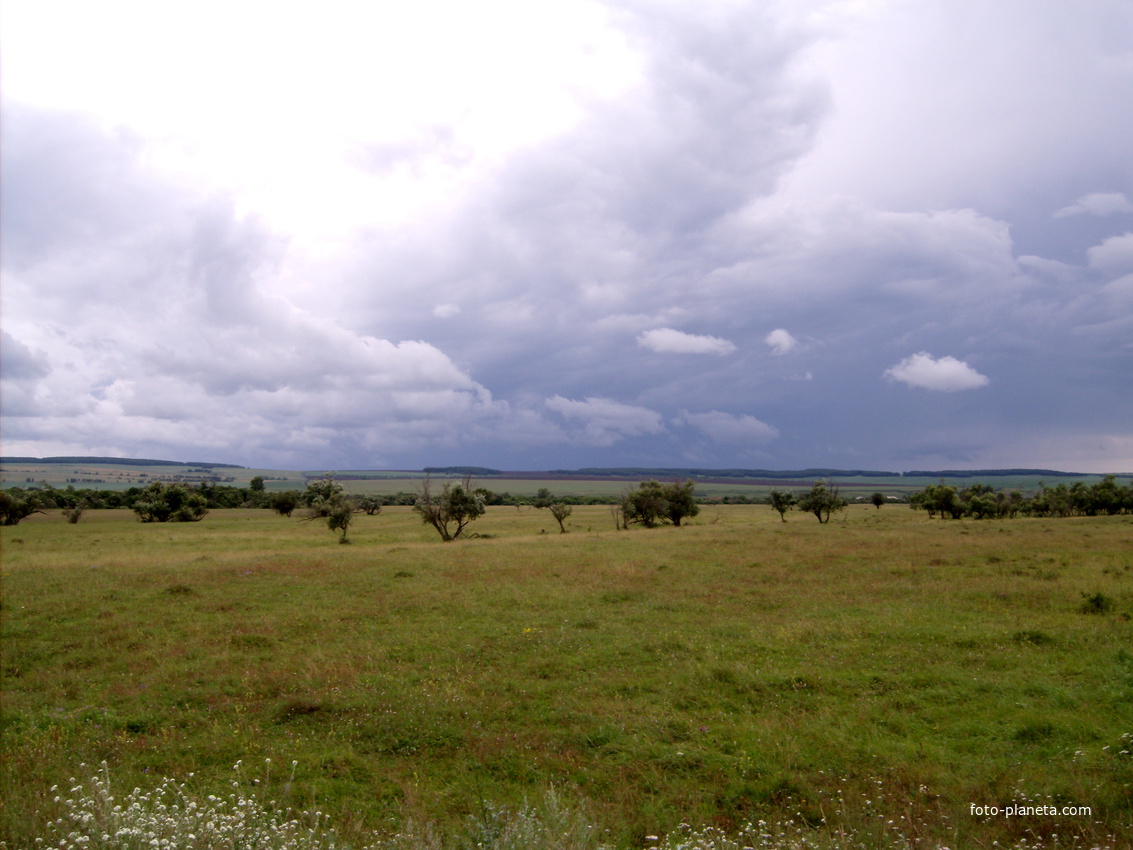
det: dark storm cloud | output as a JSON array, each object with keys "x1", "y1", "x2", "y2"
[{"x1": 2, "y1": 1, "x2": 1131, "y2": 471}]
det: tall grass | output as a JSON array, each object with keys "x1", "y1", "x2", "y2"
[{"x1": 3, "y1": 506, "x2": 1131, "y2": 848}]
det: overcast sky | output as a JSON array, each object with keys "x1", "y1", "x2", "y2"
[{"x1": 2, "y1": 0, "x2": 1131, "y2": 473}]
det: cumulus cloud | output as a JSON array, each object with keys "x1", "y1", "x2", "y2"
[
  {"x1": 1055, "y1": 193, "x2": 1133, "y2": 218},
  {"x1": 0, "y1": 330, "x2": 51, "y2": 381},
  {"x1": 545, "y1": 395, "x2": 664, "y2": 446},
  {"x1": 678, "y1": 410, "x2": 779, "y2": 444},
  {"x1": 2, "y1": 1, "x2": 1132, "y2": 472},
  {"x1": 884, "y1": 353, "x2": 989, "y2": 392},
  {"x1": 1087, "y1": 232, "x2": 1133, "y2": 275},
  {"x1": 765, "y1": 328, "x2": 798, "y2": 355},
  {"x1": 638, "y1": 328, "x2": 737, "y2": 355}
]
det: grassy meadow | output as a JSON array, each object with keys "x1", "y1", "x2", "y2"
[{"x1": 2, "y1": 504, "x2": 1131, "y2": 848}]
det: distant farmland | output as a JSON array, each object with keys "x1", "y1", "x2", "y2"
[{"x1": 2, "y1": 457, "x2": 1129, "y2": 500}]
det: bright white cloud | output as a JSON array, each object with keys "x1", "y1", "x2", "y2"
[
  {"x1": 765, "y1": 328, "x2": 798, "y2": 355},
  {"x1": 678, "y1": 410, "x2": 779, "y2": 444},
  {"x1": 1055, "y1": 192, "x2": 1133, "y2": 218},
  {"x1": 884, "y1": 353, "x2": 989, "y2": 392},
  {"x1": 638, "y1": 328, "x2": 737, "y2": 355}
]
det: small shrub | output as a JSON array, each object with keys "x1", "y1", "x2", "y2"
[
  {"x1": 1012, "y1": 629, "x2": 1055, "y2": 646},
  {"x1": 1081, "y1": 592, "x2": 1115, "y2": 614}
]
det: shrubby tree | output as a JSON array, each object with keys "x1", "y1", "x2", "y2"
[
  {"x1": 0, "y1": 489, "x2": 44, "y2": 525},
  {"x1": 621, "y1": 480, "x2": 671, "y2": 528},
  {"x1": 302, "y1": 475, "x2": 356, "y2": 543},
  {"x1": 796, "y1": 480, "x2": 847, "y2": 524},
  {"x1": 620, "y1": 480, "x2": 700, "y2": 528},
  {"x1": 768, "y1": 489, "x2": 795, "y2": 522},
  {"x1": 132, "y1": 482, "x2": 209, "y2": 523},
  {"x1": 354, "y1": 495, "x2": 384, "y2": 516},
  {"x1": 910, "y1": 482, "x2": 963, "y2": 519},
  {"x1": 268, "y1": 490, "x2": 301, "y2": 517},
  {"x1": 663, "y1": 479, "x2": 700, "y2": 526},
  {"x1": 62, "y1": 502, "x2": 87, "y2": 524},
  {"x1": 414, "y1": 476, "x2": 486, "y2": 541},
  {"x1": 870, "y1": 492, "x2": 886, "y2": 510},
  {"x1": 548, "y1": 503, "x2": 572, "y2": 533},
  {"x1": 533, "y1": 487, "x2": 572, "y2": 533}
]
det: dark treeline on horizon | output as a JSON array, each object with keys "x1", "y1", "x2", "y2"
[{"x1": 0, "y1": 456, "x2": 246, "y2": 469}]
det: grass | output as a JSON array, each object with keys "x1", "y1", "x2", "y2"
[{"x1": 2, "y1": 505, "x2": 1131, "y2": 848}]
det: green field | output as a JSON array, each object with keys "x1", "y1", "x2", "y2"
[{"x1": 2, "y1": 504, "x2": 1131, "y2": 848}]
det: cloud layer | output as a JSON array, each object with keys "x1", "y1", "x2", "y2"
[{"x1": 2, "y1": 0, "x2": 1131, "y2": 472}]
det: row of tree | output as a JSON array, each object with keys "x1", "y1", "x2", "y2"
[
  {"x1": 908, "y1": 477, "x2": 1133, "y2": 519},
  {"x1": 4, "y1": 474, "x2": 1131, "y2": 531}
]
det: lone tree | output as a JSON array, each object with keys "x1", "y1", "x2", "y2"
[
  {"x1": 870, "y1": 492, "x2": 886, "y2": 510},
  {"x1": 302, "y1": 475, "x2": 356, "y2": 543},
  {"x1": 621, "y1": 479, "x2": 700, "y2": 528},
  {"x1": 663, "y1": 479, "x2": 699, "y2": 526},
  {"x1": 414, "y1": 475, "x2": 486, "y2": 541},
  {"x1": 533, "y1": 487, "x2": 573, "y2": 533},
  {"x1": 768, "y1": 489, "x2": 796, "y2": 522},
  {"x1": 548, "y1": 503, "x2": 572, "y2": 533},
  {"x1": 268, "y1": 490, "x2": 301, "y2": 517},
  {"x1": 354, "y1": 495, "x2": 384, "y2": 516},
  {"x1": 132, "y1": 482, "x2": 209, "y2": 523},
  {"x1": 796, "y1": 480, "x2": 847, "y2": 524}
]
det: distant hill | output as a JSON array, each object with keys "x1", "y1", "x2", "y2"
[
  {"x1": 0, "y1": 456, "x2": 245, "y2": 469},
  {"x1": 902, "y1": 468, "x2": 1081, "y2": 478},
  {"x1": 552, "y1": 467, "x2": 902, "y2": 479},
  {"x1": 423, "y1": 466, "x2": 503, "y2": 476}
]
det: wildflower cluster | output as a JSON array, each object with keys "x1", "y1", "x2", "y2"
[
  {"x1": 39, "y1": 762, "x2": 339, "y2": 850},
  {"x1": 649, "y1": 820, "x2": 1121, "y2": 850}
]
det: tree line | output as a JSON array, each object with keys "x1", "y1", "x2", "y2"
[
  {"x1": 907, "y1": 477, "x2": 1133, "y2": 519},
  {"x1": 2, "y1": 474, "x2": 1130, "y2": 532}
]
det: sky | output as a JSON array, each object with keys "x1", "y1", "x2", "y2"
[{"x1": 2, "y1": 0, "x2": 1132, "y2": 473}]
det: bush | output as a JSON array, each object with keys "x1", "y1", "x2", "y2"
[
  {"x1": 132, "y1": 482, "x2": 208, "y2": 523},
  {"x1": 414, "y1": 476, "x2": 486, "y2": 541}
]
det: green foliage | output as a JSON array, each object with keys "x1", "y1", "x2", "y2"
[
  {"x1": 0, "y1": 489, "x2": 44, "y2": 525},
  {"x1": 303, "y1": 475, "x2": 356, "y2": 542},
  {"x1": 870, "y1": 492, "x2": 886, "y2": 509},
  {"x1": 131, "y1": 482, "x2": 208, "y2": 523},
  {"x1": 533, "y1": 488, "x2": 574, "y2": 533},
  {"x1": 269, "y1": 490, "x2": 302, "y2": 517},
  {"x1": 904, "y1": 475, "x2": 1132, "y2": 520},
  {"x1": 767, "y1": 490, "x2": 795, "y2": 522},
  {"x1": 354, "y1": 495, "x2": 385, "y2": 516},
  {"x1": 796, "y1": 480, "x2": 847, "y2": 523},
  {"x1": 1080, "y1": 592, "x2": 1114, "y2": 615},
  {"x1": 621, "y1": 480, "x2": 700, "y2": 528},
  {"x1": 549, "y1": 502, "x2": 572, "y2": 533},
  {"x1": 413, "y1": 476, "x2": 486, "y2": 541}
]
